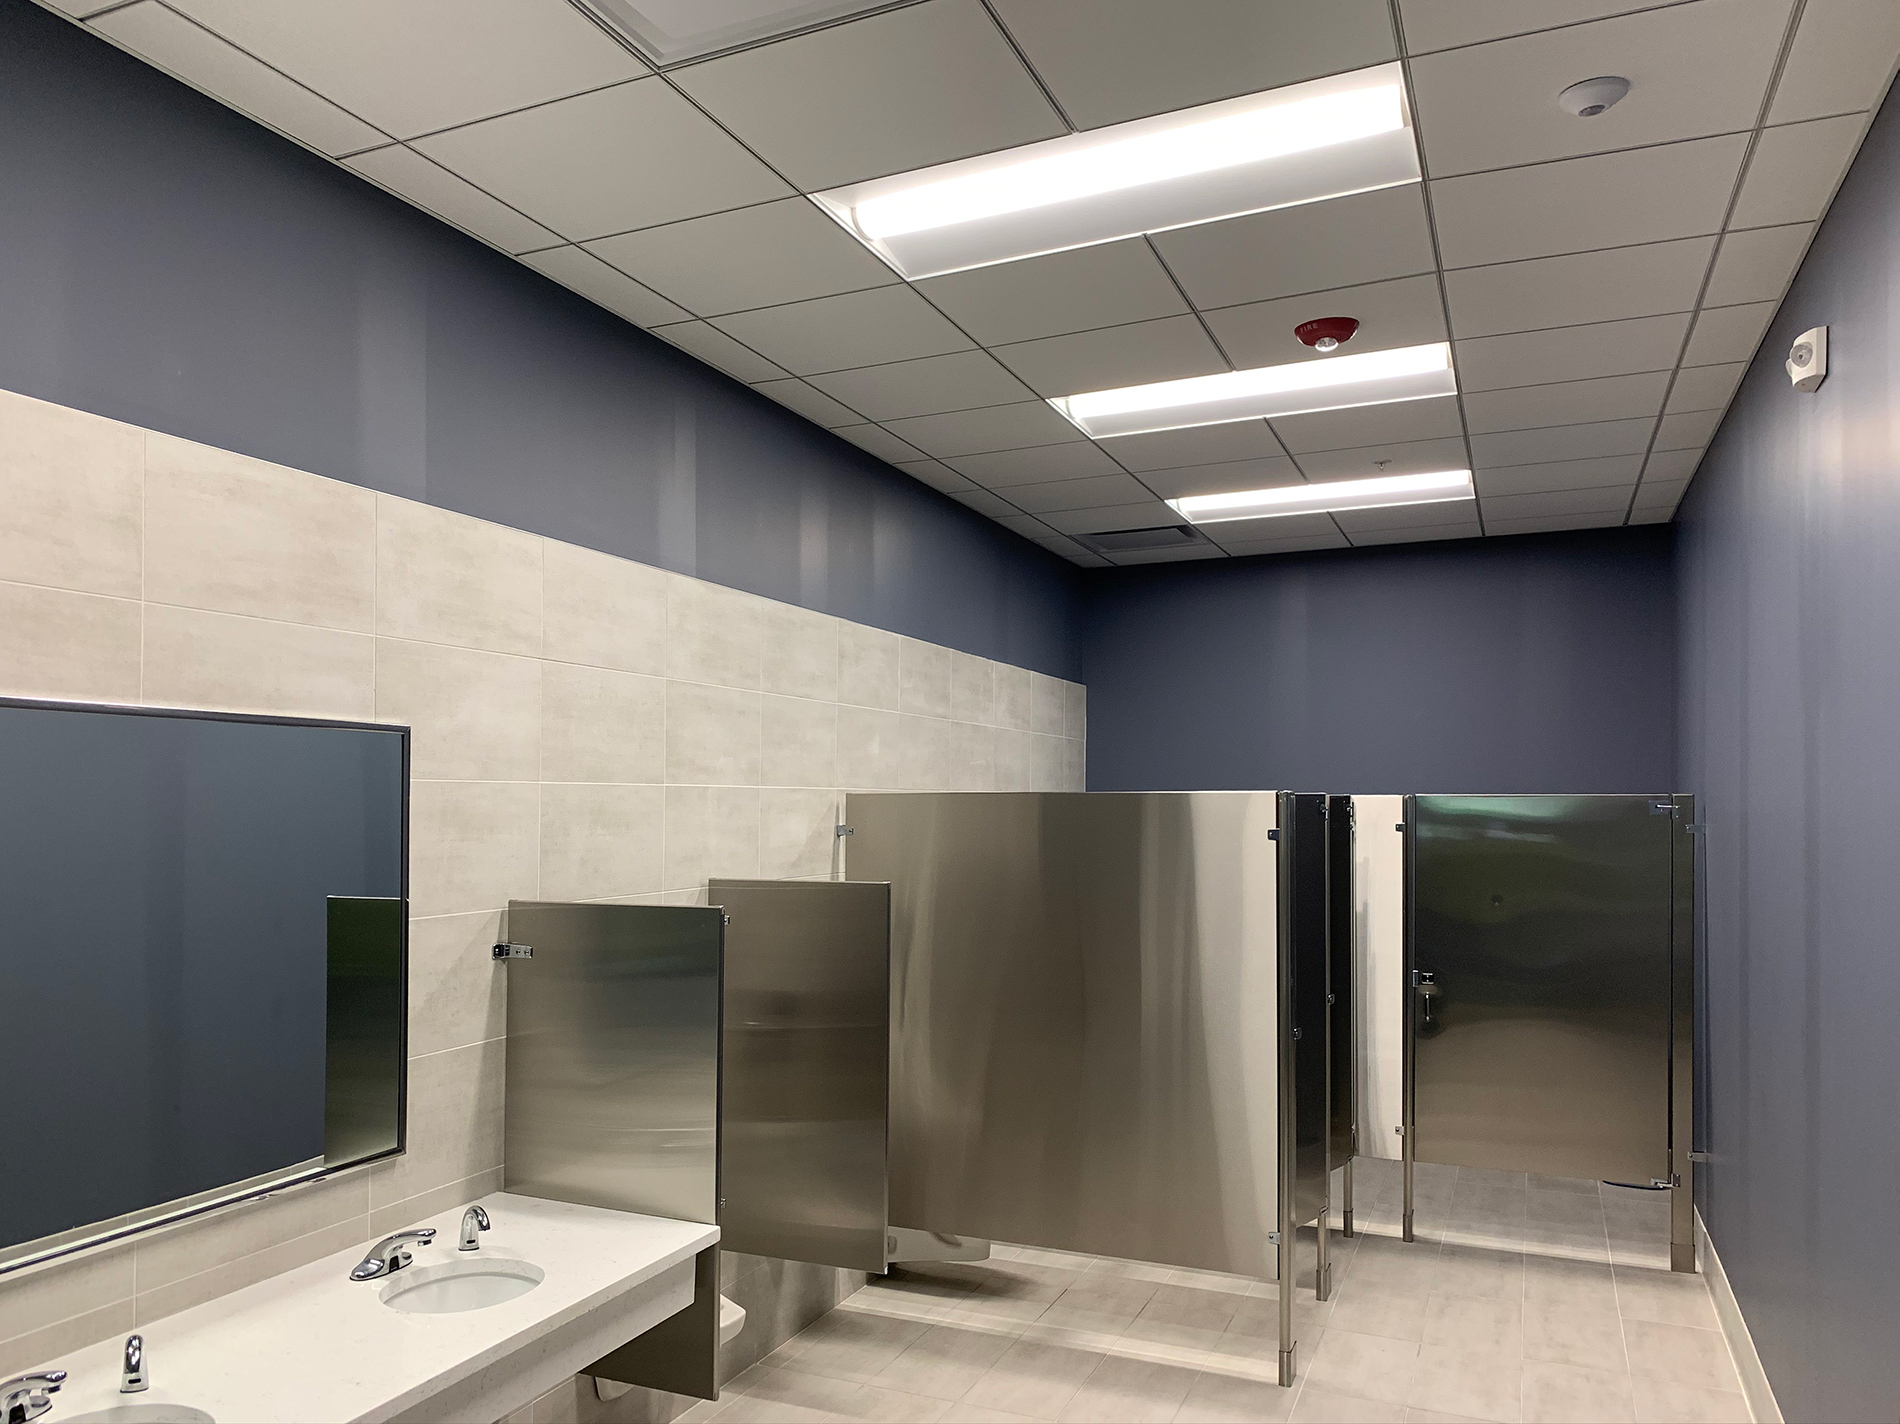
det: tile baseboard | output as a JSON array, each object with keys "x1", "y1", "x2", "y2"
[{"x1": 1698, "y1": 1210, "x2": 1782, "y2": 1424}]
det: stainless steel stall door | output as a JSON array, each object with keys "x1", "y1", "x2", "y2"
[{"x1": 1409, "y1": 796, "x2": 1673, "y2": 1183}]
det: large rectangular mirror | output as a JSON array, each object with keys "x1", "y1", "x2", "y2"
[{"x1": 0, "y1": 697, "x2": 408, "y2": 1273}]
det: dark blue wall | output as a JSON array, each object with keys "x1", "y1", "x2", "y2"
[
  {"x1": 0, "y1": 0, "x2": 1080, "y2": 677},
  {"x1": 1675, "y1": 81, "x2": 1900, "y2": 1424},
  {"x1": 1083, "y1": 527, "x2": 1676, "y2": 793}
]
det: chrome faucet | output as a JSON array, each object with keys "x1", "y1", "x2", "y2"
[
  {"x1": 121, "y1": 1335, "x2": 147, "y2": 1393},
  {"x1": 1, "y1": 1371, "x2": 66, "y2": 1424},
  {"x1": 349, "y1": 1228, "x2": 435, "y2": 1281},
  {"x1": 458, "y1": 1205, "x2": 491, "y2": 1252}
]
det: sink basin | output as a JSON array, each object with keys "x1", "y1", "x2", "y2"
[
  {"x1": 66, "y1": 1407, "x2": 215, "y2": 1423},
  {"x1": 378, "y1": 1255, "x2": 545, "y2": 1314}
]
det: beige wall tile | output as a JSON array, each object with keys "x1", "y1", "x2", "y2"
[
  {"x1": 375, "y1": 637, "x2": 539, "y2": 780},
  {"x1": 0, "y1": 389, "x2": 142, "y2": 598},
  {"x1": 665, "y1": 785, "x2": 761, "y2": 890},
  {"x1": 0, "y1": 582, "x2": 140, "y2": 703},
  {"x1": 0, "y1": 1299, "x2": 134, "y2": 1378},
  {"x1": 132, "y1": 1172, "x2": 368, "y2": 1293},
  {"x1": 760, "y1": 600, "x2": 839, "y2": 702},
  {"x1": 368, "y1": 1038, "x2": 505, "y2": 1210},
  {"x1": 539, "y1": 783, "x2": 665, "y2": 901},
  {"x1": 760, "y1": 788, "x2": 838, "y2": 879},
  {"x1": 376, "y1": 496, "x2": 542, "y2": 656},
  {"x1": 763, "y1": 693, "x2": 837, "y2": 788},
  {"x1": 899, "y1": 638, "x2": 953, "y2": 718},
  {"x1": 994, "y1": 663, "x2": 1033, "y2": 731},
  {"x1": 1064, "y1": 681, "x2": 1087, "y2": 740},
  {"x1": 666, "y1": 680, "x2": 763, "y2": 785},
  {"x1": 143, "y1": 605, "x2": 375, "y2": 719},
  {"x1": 134, "y1": 1218, "x2": 366, "y2": 1327},
  {"x1": 144, "y1": 433, "x2": 374, "y2": 631},
  {"x1": 541, "y1": 541, "x2": 665, "y2": 675},
  {"x1": 1031, "y1": 733, "x2": 1066, "y2": 792},
  {"x1": 838, "y1": 705, "x2": 903, "y2": 790},
  {"x1": 0, "y1": 1240, "x2": 133, "y2": 1342},
  {"x1": 839, "y1": 623, "x2": 900, "y2": 710},
  {"x1": 368, "y1": 1166, "x2": 504, "y2": 1240},
  {"x1": 1030, "y1": 672, "x2": 1066, "y2": 736},
  {"x1": 1064, "y1": 737, "x2": 1086, "y2": 792},
  {"x1": 900, "y1": 713, "x2": 956, "y2": 791},
  {"x1": 667, "y1": 573, "x2": 762, "y2": 690},
  {"x1": 950, "y1": 651, "x2": 994, "y2": 725},
  {"x1": 994, "y1": 727, "x2": 1034, "y2": 791},
  {"x1": 407, "y1": 911, "x2": 506, "y2": 1058},
  {"x1": 538, "y1": 662, "x2": 663, "y2": 784},
  {"x1": 953, "y1": 721, "x2": 995, "y2": 791},
  {"x1": 409, "y1": 780, "x2": 540, "y2": 917}
]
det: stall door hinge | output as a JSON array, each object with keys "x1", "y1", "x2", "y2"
[
  {"x1": 1651, "y1": 1175, "x2": 1680, "y2": 1189},
  {"x1": 1649, "y1": 800, "x2": 1679, "y2": 817},
  {"x1": 1688, "y1": 1151, "x2": 1712, "y2": 1163},
  {"x1": 492, "y1": 943, "x2": 533, "y2": 960},
  {"x1": 1268, "y1": 828, "x2": 1281, "y2": 841},
  {"x1": 835, "y1": 824, "x2": 855, "y2": 837}
]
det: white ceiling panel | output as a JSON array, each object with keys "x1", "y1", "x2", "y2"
[
  {"x1": 913, "y1": 239, "x2": 1190, "y2": 348},
  {"x1": 1040, "y1": 501, "x2": 1184, "y2": 536},
  {"x1": 1702, "y1": 223, "x2": 1813, "y2": 307},
  {"x1": 711, "y1": 286, "x2": 975, "y2": 375},
  {"x1": 1038, "y1": 538, "x2": 1115, "y2": 566},
  {"x1": 808, "y1": 350, "x2": 1036, "y2": 422},
  {"x1": 1486, "y1": 511, "x2": 1625, "y2": 534},
  {"x1": 992, "y1": 512, "x2": 1055, "y2": 537},
  {"x1": 520, "y1": 247, "x2": 693, "y2": 325},
  {"x1": 1482, "y1": 484, "x2": 1634, "y2": 519},
  {"x1": 93, "y1": 3, "x2": 388, "y2": 157},
  {"x1": 1350, "y1": 522, "x2": 1487, "y2": 546},
  {"x1": 1204, "y1": 274, "x2": 1448, "y2": 369},
  {"x1": 1644, "y1": 448, "x2": 1705, "y2": 482},
  {"x1": 1476, "y1": 455, "x2": 1645, "y2": 495},
  {"x1": 650, "y1": 319, "x2": 789, "y2": 380},
  {"x1": 346, "y1": 145, "x2": 560, "y2": 253},
  {"x1": 948, "y1": 443, "x2": 1124, "y2": 485},
  {"x1": 1333, "y1": 500, "x2": 1482, "y2": 533},
  {"x1": 166, "y1": 0, "x2": 647, "y2": 139},
  {"x1": 1105, "y1": 544, "x2": 1232, "y2": 565},
  {"x1": 1455, "y1": 313, "x2": 1692, "y2": 390},
  {"x1": 668, "y1": 0, "x2": 1065, "y2": 190},
  {"x1": 1271, "y1": 395, "x2": 1465, "y2": 454},
  {"x1": 831, "y1": 424, "x2": 928, "y2": 463},
  {"x1": 1461, "y1": 372, "x2": 1669, "y2": 434},
  {"x1": 1445, "y1": 238, "x2": 1714, "y2": 337},
  {"x1": 1396, "y1": 0, "x2": 1678, "y2": 54},
  {"x1": 1141, "y1": 458, "x2": 1305, "y2": 501},
  {"x1": 1633, "y1": 478, "x2": 1690, "y2": 512},
  {"x1": 1001, "y1": 474, "x2": 1159, "y2": 513},
  {"x1": 1470, "y1": 415, "x2": 1654, "y2": 467},
  {"x1": 1730, "y1": 114, "x2": 1868, "y2": 228},
  {"x1": 892, "y1": 458, "x2": 978, "y2": 494},
  {"x1": 881, "y1": 402, "x2": 1085, "y2": 459},
  {"x1": 1681, "y1": 301, "x2": 1777, "y2": 365},
  {"x1": 948, "y1": 487, "x2": 1025, "y2": 518},
  {"x1": 1150, "y1": 185, "x2": 1435, "y2": 311},
  {"x1": 749, "y1": 378, "x2": 863, "y2": 428},
  {"x1": 992, "y1": 317, "x2": 1228, "y2": 397},
  {"x1": 1218, "y1": 531, "x2": 1352, "y2": 556},
  {"x1": 584, "y1": 198, "x2": 898, "y2": 316},
  {"x1": 1204, "y1": 511, "x2": 1341, "y2": 543},
  {"x1": 1767, "y1": 0, "x2": 1900, "y2": 124},
  {"x1": 1409, "y1": 0, "x2": 1789, "y2": 176},
  {"x1": 1666, "y1": 362, "x2": 1747, "y2": 413},
  {"x1": 413, "y1": 80, "x2": 791, "y2": 242},
  {"x1": 1627, "y1": 506, "x2": 1673, "y2": 524},
  {"x1": 1296, "y1": 437, "x2": 1472, "y2": 480},
  {"x1": 1095, "y1": 421, "x2": 1285, "y2": 473},
  {"x1": 1655, "y1": 408, "x2": 1724, "y2": 450},
  {"x1": 990, "y1": 0, "x2": 1394, "y2": 129}
]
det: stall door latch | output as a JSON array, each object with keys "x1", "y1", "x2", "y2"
[{"x1": 492, "y1": 943, "x2": 534, "y2": 960}]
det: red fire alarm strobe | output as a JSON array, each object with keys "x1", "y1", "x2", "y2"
[{"x1": 1295, "y1": 316, "x2": 1360, "y2": 352}]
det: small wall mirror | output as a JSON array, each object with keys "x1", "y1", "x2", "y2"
[{"x1": 0, "y1": 698, "x2": 408, "y2": 1273}]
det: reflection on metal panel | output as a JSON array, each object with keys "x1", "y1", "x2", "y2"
[
  {"x1": 1352, "y1": 796, "x2": 1406, "y2": 1162},
  {"x1": 1326, "y1": 796, "x2": 1355, "y2": 1171},
  {"x1": 502, "y1": 902, "x2": 721, "y2": 1224},
  {"x1": 1410, "y1": 796, "x2": 1673, "y2": 1181},
  {"x1": 847, "y1": 791, "x2": 1281, "y2": 1278},
  {"x1": 324, "y1": 896, "x2": 405, "y2": 1167},
  {"x1": 710, "y1": 879, "x2": 890, "y2": 1274},
  {"x1": 1282, "y1": 793, "x2": 1329, "y2": 1228}
]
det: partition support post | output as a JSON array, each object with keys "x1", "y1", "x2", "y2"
[
  {"x1": 1342, "y1": 1158, "x2": 1355, "y2": 1238},
  {"x1": 1275, "y1": 792, "x2": 1298, "y2": 1387},
  {"x1": 1400, "y1": 796, "x2": 1417, "y2": 1244},
  {"x1": 1277, "y1": 1220, "x2": 1296, "y2": 1386},
  {"x1": 1314, "y1": 1204, "x2": 1332, "y2": 1302},
  {"x1": 1669, "y1": 792, "x2": 1698, "y2": 1273}
]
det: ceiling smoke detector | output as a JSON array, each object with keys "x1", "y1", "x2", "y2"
[
  {"x1": 1558, "y1": 76, "x2": 1631, "y2": 118},
  {"x1": 1295, "y1": 316, "x2": 1360, "y2": 353}
]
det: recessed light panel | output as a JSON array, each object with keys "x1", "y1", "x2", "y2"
[
  {"x1": 813, "y1": 64, "x2": 1418, "y2": 279},
  {"x1": 1051, "y1": 343, "x2": 1456, "y2": 440},
  {"x1": 1170, "y1": 470, "x2": 1475, "y2": 523}
]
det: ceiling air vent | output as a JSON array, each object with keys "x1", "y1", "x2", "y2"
[{"x1": 1078, "y1": 524, "x2": 1205, "y2": 554}]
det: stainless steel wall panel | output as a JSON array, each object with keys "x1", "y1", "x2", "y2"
[
  {"x1": 1326, "y1": 796, "x2": 1356, "y2": 1173},
  {"x1": 1282, "y1": 793, "x2": 1330, "y2": 1231}
]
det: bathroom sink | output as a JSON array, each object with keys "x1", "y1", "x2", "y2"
[
  {"x1": 378, "y1": 1256, "x2": 545, "y2": 1314},
  {"x1": 66, "y1": 1407, "x2": 215, "y2": 1423}
]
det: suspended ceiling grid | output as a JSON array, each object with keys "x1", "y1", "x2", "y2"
[{"x1": 43, "y1": 0, "x2": 1900, "y2": 567}]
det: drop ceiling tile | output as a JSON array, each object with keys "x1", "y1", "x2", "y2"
[
  {"x1": 1655, "y1": 408, "x2": 1724, "y2": 450},
  {"x1": 892, "y1": 459, "x2": 978, "y2": 494},
  {"x1": 347, "y1": 145, "x2": 559, "y2": 253},
  {"x1": 1409, "y1": 0, "x2": 1789, "y2": 177},
  {"x1": 46, "y1": 0, "x2": 124, "y2": 13},
  {"x1": 1219, "y1": 531, "x2": 1353, "y2": 556},
  {"x1": 166, "y1": 0, "x2": 647, "y2": 138},
  {"x1": 1476, "y1": 455, "x2": 1644, "y2": 495},
  {"x1": 584, "y1": 199, "x2": 898, "y2": 317},
  {"x1": 1461, "y1": 372, "x2": 1669, "y2": 434},
  {"x1": 1001, "y1": 474, "x2": 1159, "y2": 513},
  {"x1": 1482, "y1": 485, "x2": 1634, "y2": 519},
  {"x1": 993, "y1": 317, "x2": 1228, "y2": 398},
  {"x1": 1296, "y1": 437, "x2": 1471, "y2": 481},
  {"x1": 1351, "y1": 523, "x2": 1484, "y2": 547},
  {"x1": 1152, "y1": 185, "x2": 1435, "y2": 311},
  {"x1": 749, "y1": 378, "x2": 863, "y2": 428},
  {"x1": 414, "y1": 80, "x2": 791, "y2": 242},
  {"x1": 1445, "y1": 238, "x2": 1714, "y2": 337},
  {"x1": 992, "y1": 513, "x2": 1056, "y2": 538},
  {"x1": 1271, "y1": 395, "x2": 1464, "y2": 455},
  {"x1": 1470, "y1": 415, "x2": 1654, "y2": 467},
  {"x1": 669, "y1": 0, "x2": 1065, "y2": 190},
  {"x1": 1682, "y1": 301, "x2": 1778, "y2": 365},
  {"x1": 990, "y1": 0, "x2": 1394, "y2": 129},
  {"x1": 1203, "y1": 512, "x2": 1342, "y2": 544},
  {"x1": 1455, "y1": 313, "x2": 1692, "y2": 391},
  {"x1": 807, "y1": 351, "x2": 1036, "y2": 422},
  {"x1": 1095, "y1": 421, "x2": 1284, "y2": 473},
  {"x1": 1667, "y1": 363, "x2": 1747, "y2": 413},
  {"x1": 1633, "y1": 477, "x2": 1691, "y2": 510},
  {"x1": 882, "y1": 402, "x2": 1084, "y2": 459},
  {"x1": 1768, "y1": 0, "x2": 1900, "y2": 124},
  {"x1": 1432, "y1": 136, "x2": 1747, "y2": 268},
  {"x1": 1106, "y1": 544, "x2": 1232, "y2": 565},
  {"x1": 1040, "y1": 500, "x2": 1182, "y2": 536},
  {"x1": 1141, "y1": 458, "x2": 1304, "y2": 501},
  {"x1": 92, "y1": 3, "x2": 388, "y2": 156},
  {"x1": 651, "y1": 320, "x2": 790, "y2": 381},
  {"x1": 1396, "y1": 1, "x2": 1677, "y2": 53},
  {"x1": 1329, "y1": 499, "x2": 1482, "y2": 534},
  {"x1": 1702, "y1": 223, "x2": 1814, "y2": 307},
  {"x1": 913, "y1": 239, "x2": 1190, "y2": 347},
  {"x1": 712, "y1": 287, "x2": 976, "y2": 376},
  {"x1": 948, "y1": 443, "x2": 1124, "y2": 485},
  {"x1": 1030, "y1": 533, "x2": 1113, "y2": 564},
  {"x1": 948, "y1": 488, "x2": 1027, "y2": 518},
  {"x1": 1485, "y1": 511, "x2": 1626, "y2": 534},
  {"x1": 831, "y1": 423, "x2": 928, "y2": 463},
  {"x1": 522, "y1": 248, "x2": 693, "y2": 326},
  {"x1": 1644, "y1": 448, "x2": 1705, "y2": 482},
  {"x1": 1730, "y1": 114, "x2": 1868, "y2": 228},
  {"x1": 1628, "y1": 506, "x2": 1674, "y2": 524},
  {"x1": 1204, "y1": 275, "x2": 1447, "y2": 369}
]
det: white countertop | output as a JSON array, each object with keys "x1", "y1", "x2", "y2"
[{"x1": 37, "y1": 1193, "x2": 717, "y2": 1424}]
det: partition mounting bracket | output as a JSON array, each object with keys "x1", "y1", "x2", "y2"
[{"x1": 492, "y1": 943, "x2": 533, "y2": 960}]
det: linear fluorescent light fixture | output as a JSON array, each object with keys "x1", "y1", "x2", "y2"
[
  {"x1": 812, "y1": 64, "x2": 1418, "y2": 279},
  {"x1": 1052, "y1": 342, "x2": 1456, "y2": 440},
  {"x1": 1170, "y1": 469, "x2": 1475, "y2": 524}
]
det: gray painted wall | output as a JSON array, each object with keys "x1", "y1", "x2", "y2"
[
  {"x1": 0, "y1": 0, "x2": 1080, "y2": 678},
  {"x1": 1676, "y1": 79, "x2": 1900, "y2": 1424},
  {"x1": 1082, "y1": 527, "x2": 1677, "y2": 794}
]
